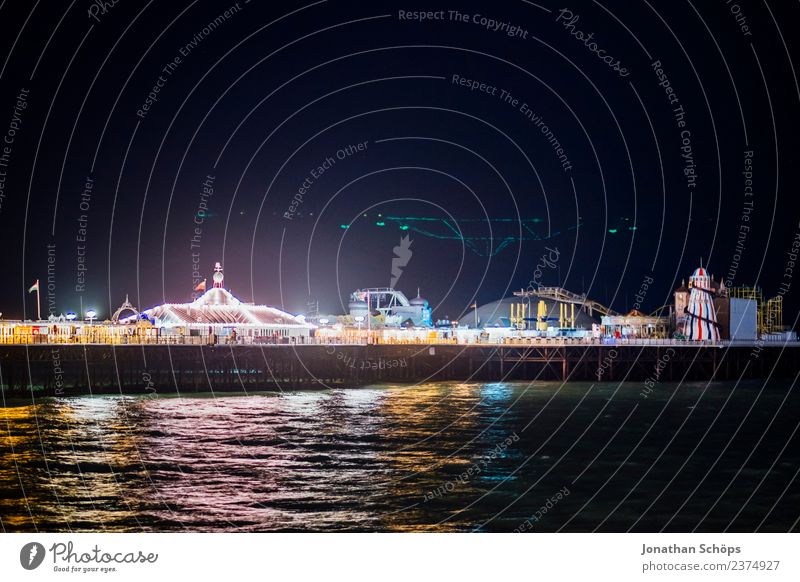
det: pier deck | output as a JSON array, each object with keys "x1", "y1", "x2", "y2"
[{"x1": 1, "y1": 342, "x2": 797, "y2": 395}]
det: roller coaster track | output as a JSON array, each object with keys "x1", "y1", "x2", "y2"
[{"x1": 513, "y1": 286, "x2": 619, "y2": 317}]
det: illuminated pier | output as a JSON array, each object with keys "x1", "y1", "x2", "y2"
[{"x1": 2, "y1": 261, "x2": 797, "y2": 393}]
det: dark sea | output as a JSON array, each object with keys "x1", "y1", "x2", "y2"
[{"x1": 1, "y1": 381, "x2": 798, "y2": 532}]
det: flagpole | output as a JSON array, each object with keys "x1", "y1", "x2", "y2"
[{"x1": 36, "y1": 279, "x2": 41, "y2": 321}]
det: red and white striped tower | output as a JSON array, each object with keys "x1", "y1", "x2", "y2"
[{"x1": 682, "y1": 263, "x2": 720, "y2": 341}]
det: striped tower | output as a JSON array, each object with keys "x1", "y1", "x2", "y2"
[{"x1": 683, "y1": 265, "x2": 720, "y2": 341}]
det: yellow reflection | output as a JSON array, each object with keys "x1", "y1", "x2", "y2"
[
  {"x1": 375, "y1": 383, "x2": 486, "y2": 531},
  {"x1": 0, "y1": 397, "x2": 149, "y2": 531},
  {"x1": 0, "y1": 404, "x2": 42, "y2": 529}
]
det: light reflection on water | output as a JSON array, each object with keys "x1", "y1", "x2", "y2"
[{"x1": 1, "y1": 381, "x2": 798, "y2": 532}]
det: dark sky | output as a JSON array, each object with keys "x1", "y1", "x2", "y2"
[{"x1": 0, "y1": 0, "x2": 798, "y2": 324}]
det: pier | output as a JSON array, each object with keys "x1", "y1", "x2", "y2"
[{"x1": 1, "y1": 342, "x2": 796, "y2": 395}]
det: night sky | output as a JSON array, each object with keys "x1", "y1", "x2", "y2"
[{"x1": 0, "y1": 0, "x2": 798, "y2": 324}]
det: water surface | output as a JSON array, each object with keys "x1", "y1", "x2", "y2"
[{"x1": 1, "y1": 381, "x2": 798, "y2": 532}]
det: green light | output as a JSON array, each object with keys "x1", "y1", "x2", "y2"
[
  {"x1": 608, "y1": 228, "x2": 618, "y2": 234},
  {"x1": 376, "y1": 221, "x2": 385, "y2": 226},
  {"x1": 340, "y1": 224, "x2": 349, "y2": 229},
  {"x1": 399, "y1": 225, "x2": 409, "y2": 231},
  {"x1": 628, "y1": 226, "x2": 637, "y2": 231}
]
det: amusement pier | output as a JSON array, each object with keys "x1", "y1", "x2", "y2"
[{"x1": 1, "y1": 263, "x2": 797, "y2": 394}]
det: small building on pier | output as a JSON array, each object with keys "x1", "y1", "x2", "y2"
[{"x1": 600, "y1": 310, "x2": 670, "y2": 339}]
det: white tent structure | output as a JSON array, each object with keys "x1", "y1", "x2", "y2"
[{"x1": 121, "y1": 263, "x2": 314, "y2": 342}]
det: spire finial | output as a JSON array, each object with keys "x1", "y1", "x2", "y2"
[{"x1": 212, "y1": 262, "x2": 224, "y2": 288}]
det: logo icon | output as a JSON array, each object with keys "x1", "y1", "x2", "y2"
[
  {"x1": 390, "y1": 235, "x2": 413, "y2": 289},
  {"x1": 20, "y1": 542, "x2": 46, "y2": 570}
]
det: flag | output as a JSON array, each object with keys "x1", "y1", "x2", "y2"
[
  {"x1": 470, "y1": 302, "x2": 478, "y2": 309},
  {"x1": 194, "y1": 279, "x2": 207, "y2": 292},
  {"x1": 28, "y1": 280, "x2": 39, "y2": 293}
]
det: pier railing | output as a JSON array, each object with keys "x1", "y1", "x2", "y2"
[
  {"x1": 0, "y1": 335, "x2": 350, "y2": 346},
  {"x1": 1, "y1": 333, "x2": 794, "y2": 348}
]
